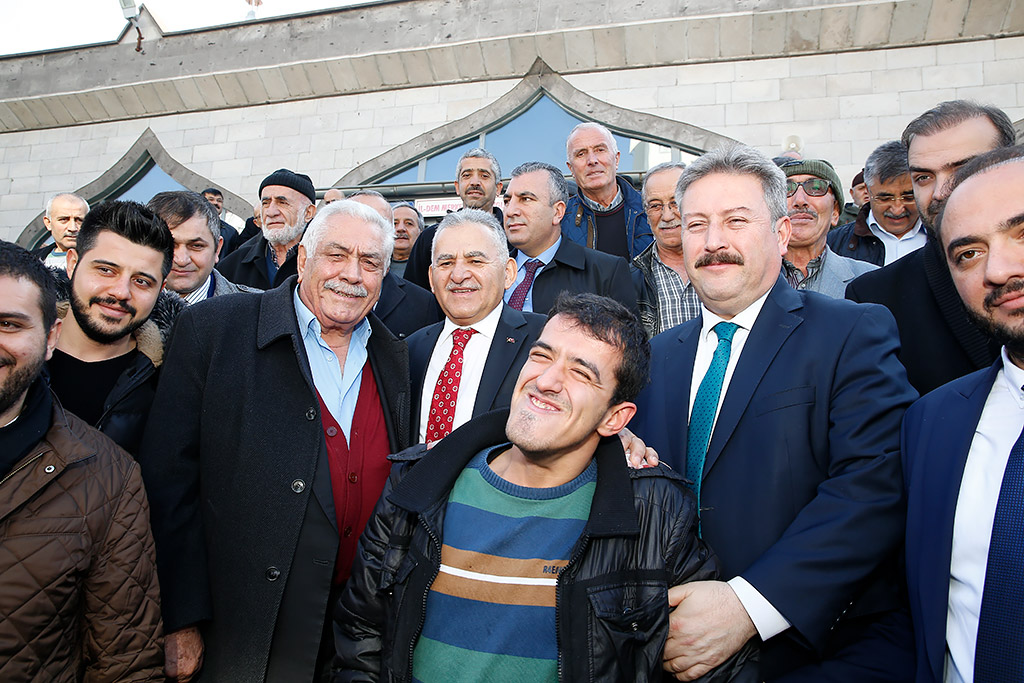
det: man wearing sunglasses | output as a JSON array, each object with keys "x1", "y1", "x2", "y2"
[{"x1": 777, "y1": 158, "x2": 876, "y2": 299}]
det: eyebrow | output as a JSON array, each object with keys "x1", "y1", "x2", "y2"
[
  {"x1": 910, "y1": 156, "x2": 977, "y2": 175},
  {"x1": 92, "y1": 258, "x2": 158, "y2": 283},
  {"x1": 946, "y1": 211, "x2": 1024, "y2": 259},
  {"x1": 532, "y1": 340, "x2": 603, "y2": 382},
  {"x1": 0, "y1": 311, "x2": 33, "y2": 322}
]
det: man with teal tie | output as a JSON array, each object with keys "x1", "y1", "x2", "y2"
[{"x1": 631, "y1": 145, "x2": 917, "y2": 682}]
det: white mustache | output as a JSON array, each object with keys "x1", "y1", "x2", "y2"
[{"x1": 324, "y1": 281, "x2": 368, "y2": 297}]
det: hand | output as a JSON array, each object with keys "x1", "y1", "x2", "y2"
[
  {"x1": 663, "y1": 581, "x2": 756, "y2": 681},
  {"x1": 620, "y1": 427, "x2": 659, "y2": 468},
  {"x1": 165, "y1": 626, "x2": 204, "y2": 682}
]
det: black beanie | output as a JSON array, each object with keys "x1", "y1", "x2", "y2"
[{"x1": 259, "y1": 169, "x2": 316, "y2": 205}]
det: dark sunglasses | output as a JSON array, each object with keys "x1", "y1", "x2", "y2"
[{"x1": 786, "y1": 178, "x2": 830, "y2": 197}]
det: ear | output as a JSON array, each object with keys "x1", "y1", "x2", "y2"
[
  {"x1": 775, "y1": 215, "x2": 792, "y2": 255},
  {"x1": 596, "y1": 401, "x2": 638, "y2": 437},
  {"x1": 303, "y1": 203, "x2": 316, "y2": 224},
  {"x1": 495, "y1": 180, "x2": 504, "y2": 196},
  {"x1": 830, "y1": 201, "x2": 840, "y2": 227},
  {"x1": 44, "y1": 318, "x2": 62, "y2": 362},
  {"x1": 553, "y1": 200, "x2": 567, "y2": 224},
  {"x1": 613, "y1": 149, "x2": 621, "y2": 169},
  {"x1": 296, "y1": 244, "x2": 307, "y2": 283},
  {"x1": 214, "y1": 236, "x2": 224, "y2": 263},
  {"x1": 503, "y1": 258, "x2": 517, "y2": 290},
  {"x1": 65, "y1": 249, "x2": 79, "y2": 277},
  {"x1": 43, "y1": 215, "x2": 52, "y2": 230}
]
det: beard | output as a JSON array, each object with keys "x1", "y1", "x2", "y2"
[
  {"x1": 964, "y1": 278, "x2": 1024, "y2": 359},
  {"x1": 0, "y1": 352, "x2": 46, "y2": 418},
  {"x1": 262, "y1": 219, "x2": 305, "y2": 246},
  {"x1": 69, "y1": 284, "x2": 145, "y2": 345}
]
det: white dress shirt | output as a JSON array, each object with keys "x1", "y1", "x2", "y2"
[
  {"x1": 687, "y1": 287, "x2": 793, "y2": 640},
  {"x1": 417, "y1": 304, "x2": 503, "y2": 443},
  {"x1": 945, "y1": 348, "x2": 1024, "y2": 683},
  {"x1": 867, "y1": 211, "x2": 926, "y2": 265}
]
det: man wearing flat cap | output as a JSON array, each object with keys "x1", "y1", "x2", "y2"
[
  {"x1": 217, "y1": 168, "x2": 317, "y2": 290},
  {"x1": 777, "y1": 158, "x2": 876, "y2": 299}
]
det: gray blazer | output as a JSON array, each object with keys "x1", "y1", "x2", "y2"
[{"x1": 803, "y1": 245, "x2": 877, "y2": 299}]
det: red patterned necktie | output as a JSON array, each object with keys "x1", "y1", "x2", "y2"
[
  {"x1": 425, "y1": 328, "x2": 477, "y2": 442},
  {"x1": 507, "y1": 259, "x2": 543, "y2": 311}
]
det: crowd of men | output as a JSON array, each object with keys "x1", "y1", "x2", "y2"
[{"x1": 1, "y1": 100, "x2": 1022, "y2": 683}]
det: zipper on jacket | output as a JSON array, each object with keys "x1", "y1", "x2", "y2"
[
  {"x1": 555, "y1": 529, "x2": 591, "y2": 682},
  {"x1": 0, "y1": 452, "x2": 45, "y2": 487},
  {"x1": 406, "y1": 514, "x2": 443, "y2": 681},
  {"x1": 96, "y1": 361, "x2": 155, "y2": 428}
]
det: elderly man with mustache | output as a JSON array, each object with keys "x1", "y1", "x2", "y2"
[
  {"x1": 776, "y1": 157, "x2": 876, "y2": 298},
  {"x1": 139, "y1": 199, "x2": 411, "y2": 683}
]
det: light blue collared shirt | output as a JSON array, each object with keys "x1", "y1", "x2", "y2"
[
  {"x1": 293, "y1": 286, "x2": 372, "y2": 440},
  {"x1": 503, "y1": 236, "x2": 562, "y2": 313}
]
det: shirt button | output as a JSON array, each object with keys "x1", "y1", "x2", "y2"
[
  {"x1": 343, "y1": 526, "x2": 353, "y2": 537},
  {"x1": 348, "y1": 472, "x2": 358, "y2": 483},
  {"x1": 291, "y1": 479, "x2": 305, "y2": 493},
  {"x1": 266, "y1": 566, "x2": 281, "y2": 581},
  {"x1": 326, "y1": 426, "x2": 338, "y2": 437},
  {"x1": 305, "y1": 408, "x2": 316, "y2": 421}
]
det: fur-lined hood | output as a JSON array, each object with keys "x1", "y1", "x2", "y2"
[{"x1": 51, "y1": 267, "x2": 185, "y2": 368}]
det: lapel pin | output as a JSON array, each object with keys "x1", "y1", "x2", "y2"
[{"x1": 507, "y1": 337, "x2": 515, "y2": 343}]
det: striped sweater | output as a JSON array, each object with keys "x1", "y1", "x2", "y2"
[{"x1": 411, "y1": 445, "x2": 596, "y2": 682}]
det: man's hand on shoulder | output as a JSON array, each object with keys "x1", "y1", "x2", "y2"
[
  {"x1": 165, "y1": 625, "x2": 204, "y2": 682},
  {"x1": 663, "y1": 581, "x2": 756, "y2": 681},
  {"x1": 620, "y1": 427, "x2": 659, "y2": 468}
]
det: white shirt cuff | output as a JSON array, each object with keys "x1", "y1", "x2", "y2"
[{"x1": 727, "y1": 576, "x2": 791, "y2": 641}]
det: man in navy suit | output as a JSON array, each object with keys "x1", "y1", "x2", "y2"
[
  {"x1": 903, "y1": 145, "x2": 1024, "y2": 683},
  {"x1": 631, "y1": 146, "x2": 917, "y2": 681},
  {"x1": 408, "y1": 209, "x2": 547, "y2": 442}
]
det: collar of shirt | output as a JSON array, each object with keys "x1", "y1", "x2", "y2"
[
  {"x1": 781, "y1": 248, "x2": 826, "y2": 288},
  {"x1": 182, "y1": 273, "x2": 214, "y2": 306},
  {"x1": 515, "y1": 236, "x2": 561, "y2": 270},
  {"x1": 867, "y1": 211, "x2": 924, "y2": 243},
  {"x1": 293, "y1": 286, "x2": 372, "y2": 439},
  {"x1": 1000, "y1": 346, "x2": 1024, "y2": 409},
  {"x1": 440, "y1": 301, "x2": 502, "y2": 343},
  {"x1": 653, "y1": 247, "x2": 691, "y2": 284},
  {"x1": 698, "y1": 286, "x2": 772, "y2": 344},
  {"x1": 580, "y1": 185, "x2": 624, "y2": 213}
]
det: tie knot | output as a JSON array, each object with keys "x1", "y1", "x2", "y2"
[
  {"x1": 713, "y1": 322, "x2": 739, "y2": 343},
  {"x1": 452, "y1": 328, "x2": 476, "y2": 347},
  {"x1": 523, "y1": 259, "x2": 543, "y2": 274}
]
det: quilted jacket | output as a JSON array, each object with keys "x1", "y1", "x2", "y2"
[{"x1": 0, "y1": 400, "x2": 164, "y2": 681}]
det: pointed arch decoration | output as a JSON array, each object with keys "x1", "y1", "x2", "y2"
[
  {"x1": 17, "y1": 128, "x2": 249, "y2": 249},
  {"x1": 335, "y1": 58, "x2": 738, "y2": 188}
]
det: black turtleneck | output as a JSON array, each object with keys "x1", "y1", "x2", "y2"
[{"x1": 0, "y1": 376, "x2": 53, "y2": 478}]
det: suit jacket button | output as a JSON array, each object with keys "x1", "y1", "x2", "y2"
[
  {"x1": 266, "y1": 566, "x2": 281, "y2": 581},
  {"x1": 291, "y1": 479, "x2": 305, "y2": 493},
  {"x1": 305, "y1": 408, "x2": 316, "y2": 421}
]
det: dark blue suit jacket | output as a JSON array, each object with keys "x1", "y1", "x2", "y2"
[
  {"x1": 375, "y1": 272, "x2": 442, "y2": 340},
  {"x1": 902, "y1": 360, "x2": 1002, "y2": 683},
  {"x1": 632, "y1": 277, "x2": 917, "y2": 676},
  {"x1": 407, "y1": 304, "x2": 546, "y2": 439}
]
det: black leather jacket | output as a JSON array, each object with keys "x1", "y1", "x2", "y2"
[{"x1": 332, "y1": 410, "x2": 755, "y2": 682}]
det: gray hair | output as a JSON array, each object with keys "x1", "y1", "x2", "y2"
[
  {"x1": 456, "y1": 148, "x2": 502, "y2": 183},
  {"x1": 391, "y1": 201, "x2": 425, "y2": 232},
  {"x1": 348, "y1": 189, "x2": 393, "y2": 223},
  {"x1": 44, "y1": 192, "x2": 88, "y2": 219},
  {"x1": 642, "y1": 161, "x2": 688, "y2": 203},
  {"x1": 301, "y1": 199, "x2": 395, "y2": 264},
  {"x1": 509, "y1": 162, "x2": 570, "y2": 206},
  {"x1": 863, "y1": 141, "x2": 911, "y2": 188},
  {"x1": 566, "y1": 122, "x2": 619, "y2": 161},
  {"x1": 675, "y1": 145, "x2": 788, "y2": 225},
  {"x1": 148, "y1": 190, "x2": 222, "y2": 243},
  {"x1": 902, "y1": 100, "x2": 1017, "y2": 149},
  {"x1": 432, "y1": 209, "x2": 509, "y2": 264}
]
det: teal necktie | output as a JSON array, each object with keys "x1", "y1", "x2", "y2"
[{"x1": 686, "y1": 322, "x2": 739, "y2": 505}]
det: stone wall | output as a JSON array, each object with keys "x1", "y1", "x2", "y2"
[{"x1": 3, "y1": 33, "x2": 1022, "y2": 243}]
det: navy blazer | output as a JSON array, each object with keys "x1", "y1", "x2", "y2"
[
  {"x1": 375, "y1": 272, "x2": 442, "y2": 340},
  {"x1": 407, "y1": 304, "x2": 546, "y2": 439},
  {"x1": 632, "y1": 277, "x2": 917, "y2": 675},
  {"x1": 902, "y1": 360, "x2": 1002, "y2": 683},
  {"x1": 526, "y1": 237, "x2": 638, "y2": 315}
]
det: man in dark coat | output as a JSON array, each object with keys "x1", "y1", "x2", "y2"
[{"x1": 140, "y1": 200, "x2": 411, "y2": 682}]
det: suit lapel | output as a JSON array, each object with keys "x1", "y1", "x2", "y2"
[
  {"x1": 672, "y1": 322, "x2": 701, "y2": 465},
  {"x1": 918, "y1": 362, "x2": 1000, "y2": 681},
  {"x1": 703, "y1": 283, "x2": 802, "y2": 479},
  {"x1": 374, "y1": 273, "x2": 403, "y2": 322},
  {"x1": 408, "y1": 322, "x2": 443, "y2": 437},
  {"x1": 475, "y1": 306, "x2": 530, "y2": 416}
]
